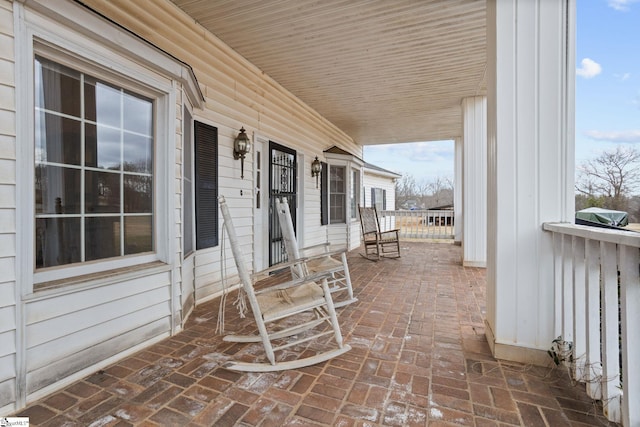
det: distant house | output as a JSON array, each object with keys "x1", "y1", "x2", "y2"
[
  {"x1": 362, "y1": 162, "x2": 401, "y2": 211},
  {"x1": 427, "y1": 204, "x2": 454, "y2": 226}
]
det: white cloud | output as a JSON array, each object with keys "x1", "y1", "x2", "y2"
[
  {"x1": 576, "y1": 58, "x2": 602, "y2": 78},
  {"x1": 585, "y1": 130, "x2": 640, "y2": 143},
  {"x1": 608, "y1": 0, "x2": 639, "y2": 11},
  {"x1": 365, "y1": 141, "x2": 453, "y2": 164},
  {"x1": 614, "y1": 72, "x2": 631, "y2": 81},
  {"x1": 363, "y1": 141, "x2": 454, "y2": 182}
]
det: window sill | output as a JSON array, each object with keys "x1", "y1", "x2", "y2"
[{"x1": 27, "y1": 261, "x2": 171, "y2": 300}]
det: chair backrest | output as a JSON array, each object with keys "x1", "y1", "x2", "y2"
[
  {"x1": 275, "y1": 198, "x2": 307, "y2": 277},
  {"x1": 358, "y1": 206, "x2": 381, "y2": 236},
  {"x1": 275, "y1": 198, "x2": 301, "y2": 259},
  {"x1": 218, "y1": 196, "x2": 260, "y2": 311}
]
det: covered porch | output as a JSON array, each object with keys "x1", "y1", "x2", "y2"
[
  {"x1": 7, "y1": 0, "x2": 639, "y2": 424},
  {"x1": 15, "y1": 242, "x2": 614, "y2": 426}
]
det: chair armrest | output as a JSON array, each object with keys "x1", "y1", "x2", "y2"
[
  {"x1": 300, "y1": 243, "x2": 347, "y2": 258},
  {"x1": 251, "y1": 251, "x2": 345, "y2": 282},
  {"x1": 301, "y1": 242, "x2": 331, "y2": 250},
  {"x1": 253, "y1": 269, "x2": 340, "y2": 294},
  {"x1": 378, "y1": 229, "x2": 399, "y2": 239},
  {"x1": 250, "y1": 258, "x2": 309, "y2": 281},
  {"x1": 299, "y1": 242, "x2": 330, "y2": 257},
  {"x1": 380, "y1": 228, "x2": 399, "y2": 234}
]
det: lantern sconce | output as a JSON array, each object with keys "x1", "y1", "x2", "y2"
[
  {"x1": 311, "y1": 156, "x2": 322, "y2": 188},
  {"x1": 233, "y1": 127, "x2": 251, "y2": 179}
]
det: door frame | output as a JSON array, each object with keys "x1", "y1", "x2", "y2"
[
  {"x1": 253, "y1": 133, "x2": 269, "y2": 272},
  {"x1": 268, "y1": 141, "x2": 297, "y2": 266}
]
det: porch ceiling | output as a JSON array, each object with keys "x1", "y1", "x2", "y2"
[{"x1": 169, "y1": 0, "x2": 487, "y2": 145}]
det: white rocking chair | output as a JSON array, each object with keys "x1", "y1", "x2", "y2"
[
  {"x1": 218, "y1": 196, "x2": 351, "y2": 372},
  {"x1": 275, "y1": 197, "x2": 356, "y2": 307}
]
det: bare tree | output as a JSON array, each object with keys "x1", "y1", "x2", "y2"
[
  {"x1": 576, "y1": 146, "x2": 640, "y2": 211},
  {"x1": 395, "y1": 174, "x2": 417, "y2": 209},
  {"x1": 416, "y1": 180, "x2": 431, "y2": 208},
  {"x1": 395, "y1": 174, "x2": 454, "y2": 209},
  {"x1": 426, "y1": 177, "x2": 453, "y2": 208}
]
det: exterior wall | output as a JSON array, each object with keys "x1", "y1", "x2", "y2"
[
  {"x1": 78, "y1": 0, "x2": 362, "y2": 293},
  {"x1": 301, "y1": 169, "x2": 326, "y2": 249},
  {"x1": 486, "y1": 0, "x2": 575, "y2": 364},
  {"x1": 24, "y1": 269, "x2": 172, "y2": 395},
  {"x1": 363, "y1": 172, "x2": 397, "y2": 210},
  {"x1": 348, "y1": 217, "x2": 361, "y2": 251},
  {"x1": 9, "y1": 1, "x2": 195, "y2": 409},
  {"x1": 0, "y1": 0, "x2": 16, "y2": 414},
  {"x1": 3, "y1": 0, "x2": 363, "y2": 415}
]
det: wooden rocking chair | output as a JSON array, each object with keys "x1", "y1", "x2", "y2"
[
  {"x1": 358, "y1": 205, "x2": 401, "y2": 260},
  {"x1": 218, "y1": 196, "x2": 351, "y2": 372},
  {"x1": 275, "y1": 197, "x2": 356, "y2": 307}
]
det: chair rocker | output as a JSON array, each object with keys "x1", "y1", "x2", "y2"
[
  {"x1": 218, "y1": 196, "x2": 351, "y2": 372},
  {"x1": 275, "y1": 197, "x2": 356, "y2": 308},
  {"x1": 358, "y1": 205, "x2": 401, "y2": 261}
]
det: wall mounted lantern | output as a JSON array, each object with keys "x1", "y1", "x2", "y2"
[
  {"x1": 233, "y1": 127, "x2": 251, "y2": 179},
  {"x1": 311, "y1": 156, "x2": 322, "y2": 188}
]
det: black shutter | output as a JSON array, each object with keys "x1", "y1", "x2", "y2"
[
  {"x1": 383, "y1": 190, "x2": 387, "y2": 210},
  {"x1": 371, "y1": 188, "x2": 375, "y2": 209},
  {"x1": 320, "y1": 161, "x2": 328, "y2": 225},
  {"x1": 194, "y1": 121, "x2": 218, "y2": 249}
]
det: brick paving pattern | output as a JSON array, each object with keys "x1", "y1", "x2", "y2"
[{"x1": 14, "y1": 242, "x2": 617, "y2": 426}]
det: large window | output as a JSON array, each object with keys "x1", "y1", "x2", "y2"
[
  {"x1": 371, "y1": 187, "x2": 386, "y2": 211},
  {"x1": 322, "y1": 161, "x2": 363, "y2": 225},
  {"x1": 329, "y1": 165, "x2": 346, "y2": 223},
  {"x1": 34, "y1": 55, "x2": 154, "y2": 269}
]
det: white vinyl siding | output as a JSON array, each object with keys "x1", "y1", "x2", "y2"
[
  {"x1": 24, "y1": 268, "x2": 171, "y2": 393},
  {"x1": 363, "y1": 171, "x2": 397, "y2": 211}
]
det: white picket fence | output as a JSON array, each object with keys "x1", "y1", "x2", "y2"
[{"x1": 543, "y1": 222, "x2": 640, "y2": 427}]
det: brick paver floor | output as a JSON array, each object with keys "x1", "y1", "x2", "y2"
[{"x1": 15, "y1": 242, "x2": 617, "y2": 426}]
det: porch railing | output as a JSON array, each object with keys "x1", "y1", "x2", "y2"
[
  {"x1": 379, "y1": 210, "x2": 454, "y2": 240},
  {"x1": 543, "y1": 222, "x2": 640, "y2": 427}
]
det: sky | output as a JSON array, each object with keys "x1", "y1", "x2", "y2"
[{"x1": 363, "y1": 0, "x2": 640, "y2": 185}]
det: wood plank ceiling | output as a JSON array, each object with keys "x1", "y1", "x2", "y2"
[{"x1": 169, "y1": 0, "x2": 487, "y2": 145}]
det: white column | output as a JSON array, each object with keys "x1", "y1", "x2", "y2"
[
  {"x1": 462, "y1": 97, "x2": 487, "y2": 267},
  {"x1": 454, "y1": 138, "x2": 463, "y2": 245},
  {"x1": 486, "y1": 0, "x2": 575, "y2": 364}
]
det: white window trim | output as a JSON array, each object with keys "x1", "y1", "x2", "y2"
[
  {"x1": 328, "y1": 164, "x2": 347, "y2": 224},
  {"x1": 15, "y1": 1, "x2": 201, "y2": 290},
  {"x1": 350, "y1": 168, "x2": 361, "y2": 221},
  {"x1": 323, "y1": 152, "x2": 364, "y2": 226},
  {"x1": 182, "y1": 102, "x2": 196, "y2": 259}
]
